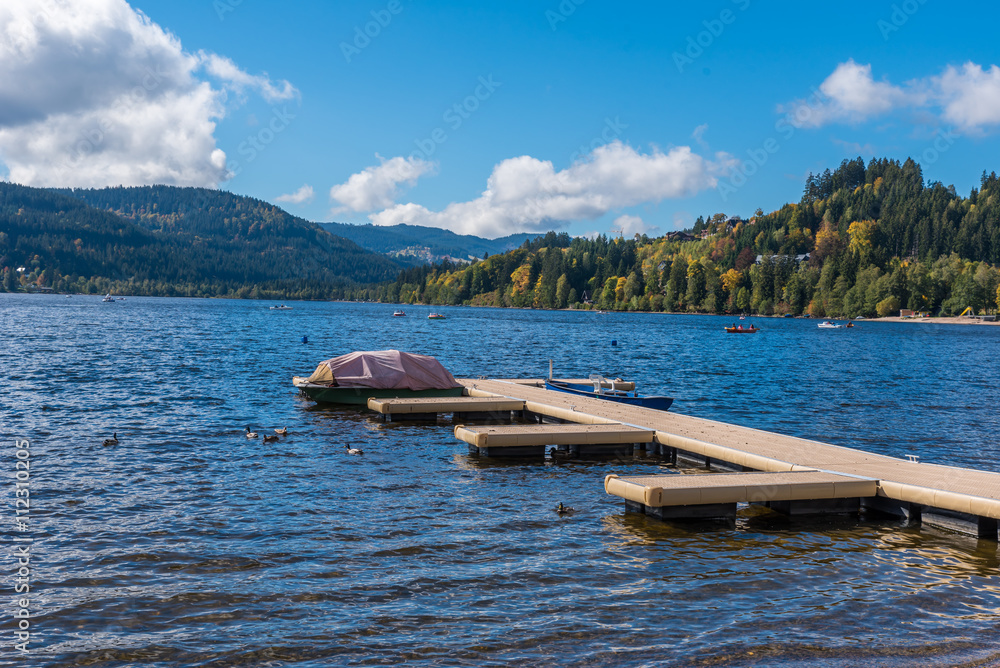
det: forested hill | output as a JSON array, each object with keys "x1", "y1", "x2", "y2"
[
  {"x1": 318, "y1": 222, "x2": 537, "y2": 263},
  {"x1": 54, "y1": 185, "x2": 402, "y2": 281},
  {"x1": 364, "y1": 158, "x2": 1000, "y2": 318},
  {"x1": 0, "y1": 183, "x2": 403, "y2": 297}
]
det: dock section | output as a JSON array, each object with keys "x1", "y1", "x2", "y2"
[
  {"x1": 605, "y1": 471, "x2": 878, "y2": 520},
  {"x1": 456, "y1": 423, "x2": 653, "y2": 457},
  {"x1": 459, "y1": 378, "x2": 1000, "y2": 539},
  {"x1": 367, "y1": 396, "x2": 525, "y2": 421}
]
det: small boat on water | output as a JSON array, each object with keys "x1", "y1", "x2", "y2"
[
  {"x1": 393, "y1": 310, "x2": 406, "y2": 317},
  {"x1": 270, "y1": 304, "x2": 293, "y2": 310},
  {"x1": 293, "y1": 350, "x2": 464, "y2": 405},
  {"x1": 428, "y1": 313, "x2": 446, "y2": 320},
  {"x1": 818, "y1": 321, "x2": 843, "y2": 329},
  {"x1": 101, "y1": 294, "x2": 115, "y2": 303},
  {"x1": 724, "y1": 325, "x2": 759, "y2": 333},
  {"x1": 544, "y1": 376, "x2": 673, "y2": 411}
]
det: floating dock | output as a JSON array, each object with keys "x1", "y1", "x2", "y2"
[
  {"x1": 456, "y1": 378, "x2": 1000, "y2": 540},
  {"x1": 605, "y1": 470, "x2": 878, "y2": 520},
  {"x1": 367, "y1": 396, "x2": 525, "y2": 421},
  {"x1": 456, "y1": 423, "x2": 653, "y2": 457}
]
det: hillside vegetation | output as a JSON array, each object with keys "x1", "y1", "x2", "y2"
[
  {"x1": 0, "y1": 184, "x2": 402, "y2": 298},
  {"x1": 365, "y1": 158, "x2": 1000, "y2": 317}
]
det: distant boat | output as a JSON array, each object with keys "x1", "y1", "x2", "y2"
[
  {"x1": 544, "y1": 377, "x2": 673, "y2": 411},
  {"x1": 428, "y1": 313, "x2": 446, "y2": 319},
  {"x1": 270, "y1": 304, "x2": 293, "y2": 310},
  {"x1": 393, "y1": 310, "x2": 406, "y2": 317},
  {"x1": 818, "y1": 321, "x2": 844, "y2": 329},
  {"x1": 101, "y1": 294, "x2": 115, "y2": 303},
  {"x1": 724, "y1": 325, "x2": 759, "y2": 333}
]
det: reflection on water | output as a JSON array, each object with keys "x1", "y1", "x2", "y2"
[{"x1": 2, "y1": 294, "x2": 1000, "y2": 667}]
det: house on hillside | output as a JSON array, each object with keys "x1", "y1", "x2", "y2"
[{"x1": 755, "y1": 253, "x2": 810, "y2": 265}]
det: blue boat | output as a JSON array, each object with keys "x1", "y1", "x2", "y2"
[{"x1": 544, "y1": 378, "x2": 673, "y2": 411}]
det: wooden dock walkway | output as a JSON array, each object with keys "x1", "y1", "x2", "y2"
[{"x1": 458, "y1": 378, "x2": 1000, "y2": 539}]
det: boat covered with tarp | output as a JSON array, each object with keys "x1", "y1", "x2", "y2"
[{"x1": 293, "y1": 350, "x2": 464, "y2": 404}]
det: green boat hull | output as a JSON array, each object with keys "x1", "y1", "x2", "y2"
[{"x1": 298, "y1": 384, "x2": 465, "y2": 405}]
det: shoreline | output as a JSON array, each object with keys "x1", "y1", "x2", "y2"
[
  {"x1": 9, "y1": 293, "x2": 999, "y2": 326},
  {"x1": 862, "y1": 315, "x2": 999, "y2": 325}
]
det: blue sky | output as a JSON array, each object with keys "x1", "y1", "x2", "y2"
[{"x1": 2, "y1": 1, "x2": 999, "y2": 239}]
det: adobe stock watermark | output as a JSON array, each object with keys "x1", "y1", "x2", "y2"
[
  {"x1": 70, "y1": 67, "x2": 166, "y2": 160},
  {"x1": 916, "y1": 128, "x2": 958, "y2": 169},
  {"x1": 546, "y1": 0, "x2": 586, "y2": 31},
  {"x1": 11, "y1": 439, "x2": 33, "y2": 654},
  {"x1": 341, "y1": 0, "x2": 404, "y2": 63},
  {"x1": 408, "y1": 75, "x2": 502, "y2": 162},
  {"x1": 877, "y1": 0, "x2": 929, "y2": 40},
  {"x1": 227, "y1": 106, "x2": 298, "y2": 178},
  {"x1": 717, "y1": 87, "x2": 829, "y2": 202},
  {"x1": 568, "y1": 116, "x2": 629, "y2": 164},
  {"x1": 673, "y1": 0, "x2": 751, "y2": 74},
  {"x1": 213, "y1": 0, "x2": 243, "y2": 21},
  {"x1": 10, "y1": 1, "x2": 58, "y2": 53}
]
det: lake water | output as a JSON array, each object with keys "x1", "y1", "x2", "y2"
[{"x1": 3, "y1": 294, "x2": 1000, "y2": 667}]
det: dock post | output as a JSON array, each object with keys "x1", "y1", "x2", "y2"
[
  {"x1": 978, "y1": 516, "x2": 999, "y2": 541},
  {"x1": 625, "y1": 500, "x2": 646, "y2": 514}
]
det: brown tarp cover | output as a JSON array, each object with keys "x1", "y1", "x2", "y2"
[{"x1": 300, "y1": 350, "x2": 460, "y2": 390}]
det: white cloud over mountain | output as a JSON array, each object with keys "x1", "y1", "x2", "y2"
[
  {"x1": 781, "y1": 59, "x2": 1000, "y2": 132},
  {"x1": 329, "y1": 155, "x2": 435, "y2": 213},
  {"x1": 0, "y1": 0, "x2": 296, "y2": 188},
  {"x1": 364, "y1": 142, "x2": 730, "y2": 237},
  {"x1": 275, "y1": 184, "x2": 314, "y2": 205}
]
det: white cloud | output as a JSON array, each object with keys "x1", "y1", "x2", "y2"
[
  {"x1": 329, "y1": 155, "x2": 435, "y2": 213},
  {"x1": 612, "y1": 214, "x2": 658, "y2": 237},
  {"x1": 198, "y1": 52, "x2": 298, "y2": 104},
  {"x1": 368, "y1": 141, "x2": 728, "y2": 237},
  {"x1": 0, "y1": 0, "x2": 296, "y2": 188},
  {"x1": 780, "y1": 59, "x2": 1000, "y2": 133},
  {"x1": 933, "y1": 62, "x2": 1000, "y2": 131},
  {"x1": 275, "y1": 184, "x2": 314, "y2": 205},
  {"x1": 781, "y1": 60, "x2": 910, "y2": 128}
]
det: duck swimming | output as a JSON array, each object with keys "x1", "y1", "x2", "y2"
[
  {"x1": 102, "y1": 432, "x2": 118, "y2": 446},
  {"x1": 262, "y1": 434, "x2": 279, "y2": 443},
  {"x1": 245, "y1": 426, "x2": 258, "y2": 439},
  {"x1": 275, "y1": 427, "x2": 288, "y2": 436},
  {"x1": 344, "y1": 444, "x2": 364, "y2": 455},
  {"x1": 555, "y1": 502, "x2": 575, "y2": 515}
]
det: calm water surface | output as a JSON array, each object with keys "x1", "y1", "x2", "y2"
[{"x1": 2, "y1": 294, "x2": 1000, "y2": 667}]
